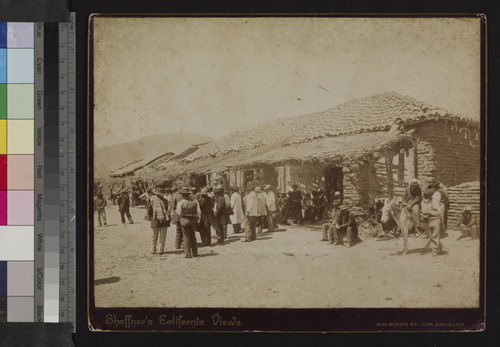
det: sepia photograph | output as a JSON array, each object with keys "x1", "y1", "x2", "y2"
[{"x1": 88, "y1": 16, "x2": 485, "y2": 331}]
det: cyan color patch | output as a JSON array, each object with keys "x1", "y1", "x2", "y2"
[
  {"x1": 7, "y1": 49, "x2": 33, "y2": 84},
  {"x1": 0, "y1": 49, "x2": 5, "y2": 83}
]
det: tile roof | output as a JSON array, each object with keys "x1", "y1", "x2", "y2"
[{"x1": 182, "y1": 92, "x2": 478, "y2": 163}]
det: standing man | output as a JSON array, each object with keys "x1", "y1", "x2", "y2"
[
  {"x1": 176, "y1": 187, "x2": 201, "y2": 258},
  {"x1": 214, "y1": 185, "x2": 228, "y2": 243},
  {"x1": 427, "y1": 178, "x2": 447, "y2": 234},
  {"x1": 171, "y1": 187, "x2": 184, "y2": 250},
  {"x1": 256, "y1": 186, "x2": 267, "y2": 234},
  {"x1": 403, "y1": 178, "x2": 423, "y2": 236},
  {"x1": 94, "y1": 192, "x2": 107, "y2": 227},
  {"x1": 421, "y1": 188, "x2": 443, "y2": 256},
  {"x1": 287, "y1": 184, "x2": 303, "y2": 224},
  {"x1": 264, "y1": 185, "x2": 276, "y2": 232},
  {"x1": 230, "y1": 186, "x2": 244, "y2": 233},
  {"x1": 117, "y1": 189, "x2": 134, "y2": 224},
  {"x1": 197, "y1": 187, "x2": 217, "y2": 246},
  {"x1": 149, "y1": 188, "x2": 169, "y2": 255},
  {"x1": 243, "y1": 182, "x2": 259, "y2": 242}
]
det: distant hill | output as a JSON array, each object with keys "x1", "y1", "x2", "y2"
[{"x1": 94, "y1": 133, "x2": 213, "y2": 179}]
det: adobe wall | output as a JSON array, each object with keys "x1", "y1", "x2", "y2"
[{"x1": 414, "y1": 120, "x2": 480, "y2": 188}]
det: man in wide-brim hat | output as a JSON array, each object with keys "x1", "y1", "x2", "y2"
[
  {"x1": 213, "y1": 184, "x2": 228, "y2": 242},
  {"x1": 332, "y1": 204, "x2": 359, "y2": 248},
  {"x1": 176, "y1": 186, "x2": 201, "y2": 258},
  {"x1": 264, "y1": 184, "x2": 277, "y2": 232},
  {"x1": 117, "y1": 189, "x2": 134, "y2": 225},
  {"x1": 243, "y1": 182, "x2": 259, "y2": 241},
  {"x1": 196, "y1": 186, "x2": 220, "y2": 246}
]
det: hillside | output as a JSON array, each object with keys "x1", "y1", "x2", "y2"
[{"x1": 94, "y1": 133, "x2": 213, "y2": 179}]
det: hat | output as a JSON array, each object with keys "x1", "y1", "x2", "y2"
[
  {"x1": 190, "y1": 187, "x2": 197, "y2": 192},
  {"x1": 464, "y1": 206, "x2": 472, "y2": 212},
  {"x1": 214, "y1": 187, "x2": 224, "y2": 193},
  {"x1": 423, "y1": 188, "x2": 434, "y2": 199},
  {"x1": 410, "y1": 178, "x2": 420, "y2": 186},
  {"x1": 230, "y1": 186, "x2": 240, "y2": 190},
  {"x1": 200, "y1": 187, "x2": 208, "y2": 195},
  {"x1": 179, "y1": 186, "x2": 191, "y2": 195},
  {"x1": 264, "y1": 185, "x2": 271, "y2": 190},
  {"x1": 255, "y1": 186, "x2": 262, "y2": 192}
]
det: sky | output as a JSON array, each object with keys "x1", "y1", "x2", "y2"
[{"x1": 93, "y1": 17, "x2": 481, "y2": 148}]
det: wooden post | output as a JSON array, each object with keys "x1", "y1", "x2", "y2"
[
  {"x1": 413, "y1": 145, "x2": 419, "y2": 179},
  {"x1": 386, "y1": 151, "x2": 394, "y2": 198},
  {"x1": 398, "y1": 149, "x2": 405, "y2": 183}
]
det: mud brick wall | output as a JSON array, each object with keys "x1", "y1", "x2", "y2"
[
  {"x1": 343, "y1": 163, "x2": 371, "y2": 207},
  {"x1": 414, "y1": 121, "x2": 480, "y2": 188},
  {"x1": 446, "y1": 181, "x2": 481, "y2": 228}
]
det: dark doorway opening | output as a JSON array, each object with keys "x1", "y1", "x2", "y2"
[
  {"x1": 190, "y1": 174, "x2": 207, "y2": 189},
  {"x1": 324, "y1": 166, "x2": 343, "y2": 203}
]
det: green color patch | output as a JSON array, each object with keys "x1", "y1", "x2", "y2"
[{"x1": 0, "y1": 84, "x2": 5, "y2": 119}]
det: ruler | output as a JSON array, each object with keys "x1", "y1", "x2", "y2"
[{"x1": 58, "y1": 13, "x2": 76, "y2": 330}]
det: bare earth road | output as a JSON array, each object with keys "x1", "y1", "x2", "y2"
[{"x1": 94, "y1": 205, "x2": 480, "y2": 308}]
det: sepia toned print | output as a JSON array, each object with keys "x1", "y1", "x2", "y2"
[{"x1": 89, "y1": 16, "x2": 485, "y2": 331}]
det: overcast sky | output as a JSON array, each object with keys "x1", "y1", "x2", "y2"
[{"x1": 93, "y1": 17, "x2": 481, "y2": 148}]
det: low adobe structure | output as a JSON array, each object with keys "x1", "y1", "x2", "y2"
[{"x1": 135, "y1": 92, "x2": 481, "y2": 221}]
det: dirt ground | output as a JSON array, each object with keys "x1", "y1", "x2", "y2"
[{"x1": 93, "y1": 205, "x2": 480, "y2": 308}]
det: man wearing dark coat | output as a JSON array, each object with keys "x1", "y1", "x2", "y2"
[
  {"x1": 403, "y1": 178, "x2": 423, "y2": 235},
  {"x1": 214, "y1": 186, "x2": 228, "y2": 243},
  {"x1": 285, "y1": 184, "x2": 303, "y2": 224},
  {"x1": 117, "y1": 190, "x2": 134, "y2": 224},
  {"x1": 197, "y1": 187, "x2": 221, "y2": 246}
]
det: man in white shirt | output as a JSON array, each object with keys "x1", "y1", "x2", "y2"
[
  {"x1": 243, "y1": 183, "x2": 259, "y2": 242},
  {"x1": 264, "y1": 185, "x2": 276, "y2": 232}
]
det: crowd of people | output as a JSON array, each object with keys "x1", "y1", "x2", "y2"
[{"x1": 93, "y1": 175, "x2": 478, "y2": 259}]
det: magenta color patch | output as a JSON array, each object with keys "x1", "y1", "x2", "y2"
[
  {"x1": 0, "y1": 190, "x2": 6, "y2": 225},
  {"x1": 7, "y1": 190, "x2": 33, "y2": 225}
]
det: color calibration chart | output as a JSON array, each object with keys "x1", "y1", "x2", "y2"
[{"x1": 0, "y1": 15, "x2": 76, "y2": 329}]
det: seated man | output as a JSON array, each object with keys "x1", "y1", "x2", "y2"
[
  {"x1": 456, "y1": 206, "x2": 478, "y2": 240},
  {"x1": 321, "y1": 199, "x2": 341, "y2": 242},
  {"x1": 333, "y1": 205, "x2": 360, "y2": 247}
]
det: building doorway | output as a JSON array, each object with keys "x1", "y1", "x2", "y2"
[{"x1": 324, "y1": 166, "x2": 343, "y2": 203}]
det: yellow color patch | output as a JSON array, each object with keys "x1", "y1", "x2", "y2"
[{"x1": 0, "y1": 120, "x2": 6, "y2": 154}]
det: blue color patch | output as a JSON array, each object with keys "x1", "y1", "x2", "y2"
[
  {"x1": 0, "y1": 261, "x2": 6, "y2": 296},
  {"x1": 0, "y1": 23, "x2": 6, "y2": 48},
  {"x1": 0, "y1": 49, "x2": 6, "y2": 83}
]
